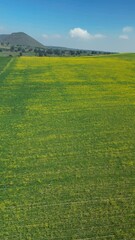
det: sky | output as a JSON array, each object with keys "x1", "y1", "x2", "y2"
[{"x1": 0, "y1": 0, "x2": 135, "y2": 52}]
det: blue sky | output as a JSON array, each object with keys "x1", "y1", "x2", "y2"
[{"x1": 0, "y1": 0, "x2": 135, "y2": 52}]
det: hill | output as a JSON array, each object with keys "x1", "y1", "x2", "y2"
[{"x1": 0, "y1": 32, "x2": 44, "y2": 48}]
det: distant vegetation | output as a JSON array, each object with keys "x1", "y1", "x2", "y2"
[
  {"x1": 33, "y1": 47, "x2": 115, "y2": 57},
  {"x1": 0, "y1": 32, "x2": 116, "y2": 57}
]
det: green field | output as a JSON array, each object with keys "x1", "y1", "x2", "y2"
[{"x1": 0, "y1": 55, "x2": 135, "y2": 239}]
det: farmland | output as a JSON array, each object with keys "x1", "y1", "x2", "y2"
[{"x1": 0, "y1": 54, "x2": 135, "y2": 239}]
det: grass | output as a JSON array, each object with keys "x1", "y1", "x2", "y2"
[
  {"x1": 0, "y1": 57, "x2": 12, "y2": 72},
  {"x1": 0, "y1": 54, "x2": 135, "y2": 239}
]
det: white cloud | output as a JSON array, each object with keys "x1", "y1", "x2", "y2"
[
  {"x1": 69, "y1": 27, "x2": 106, "y2": 40},
  {"x1": 123, "y1": 26, "x2": 134, "y2": 33},
  {"x1": 119, "y1": 35, "x2": 129, "y2": 40},
  {"x1": 69, "y1": 28, "x2": 93, "y2": 39},
  {"x1": 118, "y1": 26, "x2": 134, "y2": 41}
]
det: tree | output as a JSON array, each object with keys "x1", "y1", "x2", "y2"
[
  {"x1": 53, "y1": 49, "x2": 61, "y2": 56},
  {"x1": 46, "y1": 49, "x2": 53, "y2": 55},
  {"x1": 10, "y1": 46, "x2": 15, "y2": 52},
  {"x1": 38, "y1": 49, "x2": 44, "y2": 56},
  {"x1": 17, "y1": 46, "x2": 22, "y2": 52}
]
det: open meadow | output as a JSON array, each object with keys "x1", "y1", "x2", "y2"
[{"x1": 0, "y1": 54, "x2": 135, "y2": 239}]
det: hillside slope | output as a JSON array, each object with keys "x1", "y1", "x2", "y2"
[{"x1": 0, "y1": 32, "x2": 44, "y2": 48}]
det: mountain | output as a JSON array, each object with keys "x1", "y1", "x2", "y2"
[{"x1": 0, "y1": 32, "x2": 44, "y2": 48}]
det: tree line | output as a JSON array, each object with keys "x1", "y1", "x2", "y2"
[{"x1": 0, "y1": 42, "x2": 115, "y2": 57}]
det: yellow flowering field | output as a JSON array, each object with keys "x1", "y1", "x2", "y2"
[{"x1": 0, "y1": 54, "x2": 135, "y2": 239}]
